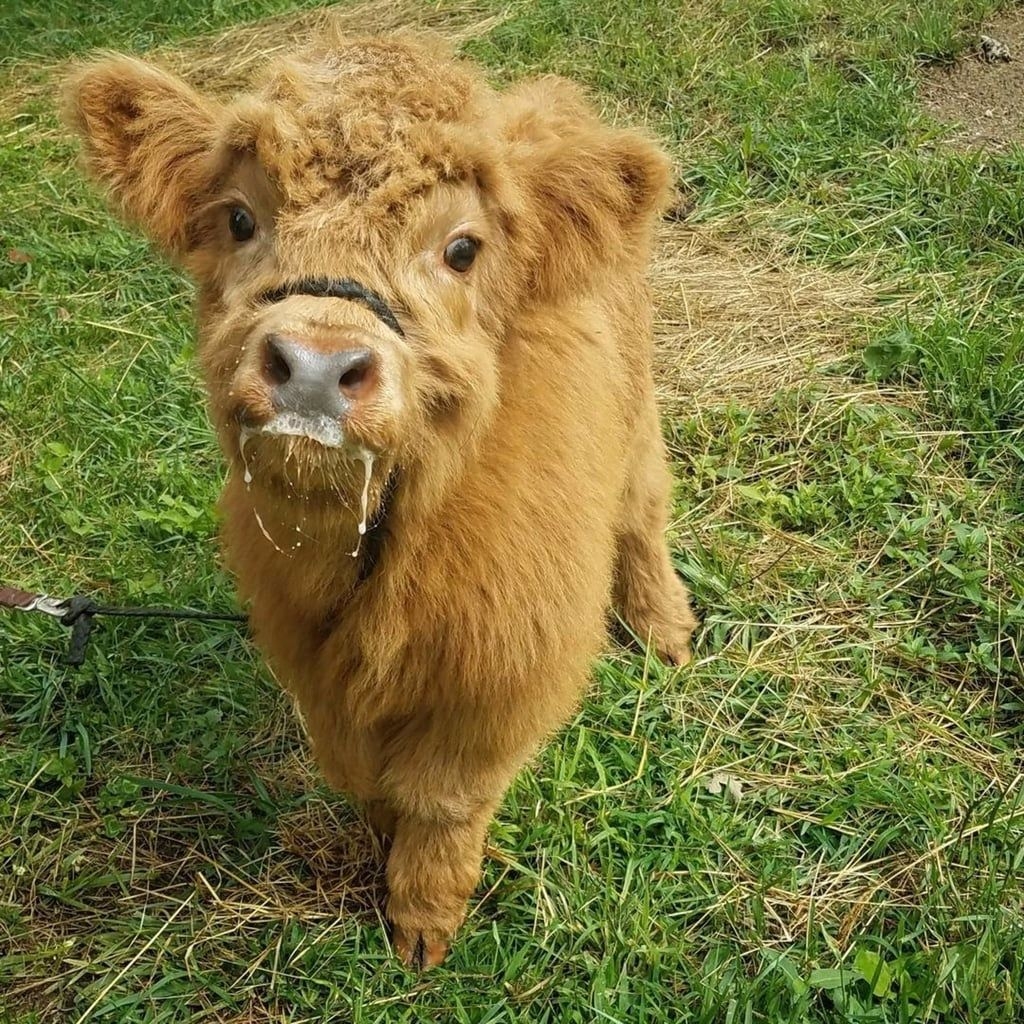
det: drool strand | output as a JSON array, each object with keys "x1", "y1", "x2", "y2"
[
  {"x1": 351, "y1": 451, "x2": 375, "y2": 558},
  {"x1": 240, "y1": 427, "x2": 254, "y2": 488}
]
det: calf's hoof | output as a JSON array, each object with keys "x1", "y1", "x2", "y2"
[
  {"x1": 659, "y1": 636, "x2": 692, "y2": 667},
  {"x1": 645, "y1": 617, "x2": 694, "y2": 666},
  {"x1": 392, "y1": 924, "x2": 450, "y2": 970}
]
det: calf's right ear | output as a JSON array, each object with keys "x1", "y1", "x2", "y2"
[{"x1": 62, "y1": 56, "x2": 221, "y2": 256}]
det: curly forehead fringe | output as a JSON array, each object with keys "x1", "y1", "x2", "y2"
[{"x1": 220, "y1": 32, "x2": 501, "y2": 215}]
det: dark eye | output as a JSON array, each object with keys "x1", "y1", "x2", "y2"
[
  {"x1": 229, "y1": 206, "x2": 256, "y2": 242},
  {"x1": 443, "y1": 236, "x2": 479, "y2": 273}
]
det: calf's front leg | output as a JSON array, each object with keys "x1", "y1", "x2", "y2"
[
  {"x1": 386, "y1": 803, "x2": 496, "y2": 969},
  {"x1": 376, "y1": 712, "x2": 519, "y2": 970}
]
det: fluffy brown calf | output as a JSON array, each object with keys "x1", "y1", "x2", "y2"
[{"x1": 64, "y1": 31, "x2": 697, "y2": 968}]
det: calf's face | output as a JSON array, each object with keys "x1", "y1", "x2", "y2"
[
  {"x1": 191, "y1": 164, "x2": 505, "y2": 503},
  {"x1": 64, "y1": 37, "x2": 672, "y2": 510}
]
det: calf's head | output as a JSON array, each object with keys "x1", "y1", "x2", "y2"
[{"x1": 64, "y1": 34, "x2": 672, "y2": 513}]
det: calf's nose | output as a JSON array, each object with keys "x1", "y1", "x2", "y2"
[{"x1": 262, "y1": 333, "x2": 377, "y2": 419}]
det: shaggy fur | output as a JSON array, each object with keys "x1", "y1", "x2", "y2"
[{"x1": 63, "y1": 31, "x2": 697, "y2": 968}]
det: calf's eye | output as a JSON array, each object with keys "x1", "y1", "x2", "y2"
[
  {"x1": 229, "y1": 206, "x2": 256, "y2": 242},
  {"x1": 443, "y1": 236, "x2": 479, "y2": 273}
]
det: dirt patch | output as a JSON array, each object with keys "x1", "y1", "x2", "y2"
[
  {"x1": 921, "y1": 9, "x2": 1024, "y2": 149},
  {"x1": 650, "y1": 223, "x2": 879, "y2": 415}
]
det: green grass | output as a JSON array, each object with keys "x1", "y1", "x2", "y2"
[
  {"x1": 0, "y1": 0, "x2": 334, "y2": 66},
  {"x1": 2, "y1": 0, "x2": 1023, "y2": 1021}
]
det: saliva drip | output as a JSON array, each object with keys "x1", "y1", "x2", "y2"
[{"x1": 351, "y1": 450, "x2": 375, "y2": 558}]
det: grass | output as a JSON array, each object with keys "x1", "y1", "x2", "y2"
[{"x1": 2, "y1": 0, "x2": 1023, "y2": 1021}]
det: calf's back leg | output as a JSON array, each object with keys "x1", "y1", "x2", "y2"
[{"x1": 613, "y1": 402, "x2": 697, "y2": 666}]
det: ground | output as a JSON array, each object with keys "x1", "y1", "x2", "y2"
[
  {"x1": 1, "y1": 1, "x2": 1023, "y2": 1022},
  {"x1": 922, "y1": 7, "x2": 1024, "y2": 148}
]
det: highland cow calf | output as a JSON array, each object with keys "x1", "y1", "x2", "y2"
[{"x1": 64, "y1": 32, "x2": 696, "y2": 968}]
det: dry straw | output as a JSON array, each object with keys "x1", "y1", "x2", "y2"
[
  {"x1": 0, "y1": 0, "x2": 507, "y2": 114},
  {"x1": 153, "y1": 0, "x2": 509, "y2": 97},
  {"x1": 650, "y1": 221, "x2": 880, "y2": 415}
]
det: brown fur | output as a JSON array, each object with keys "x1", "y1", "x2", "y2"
[{"x1": 63, "y1": 31, "x2": 697, "y2": 968}]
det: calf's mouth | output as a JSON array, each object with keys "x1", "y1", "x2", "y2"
[{"x1": 227, "y1": 275, "x2": 406, "y2": 551}]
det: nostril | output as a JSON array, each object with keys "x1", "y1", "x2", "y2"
[
  {"x1": 338, "y1": 349, "x2": 375, "y2": 400},
  {"x1": 263, "y1": 336, "x2": 292, "y2": 387},
  {"x1": 339, "y1": 364, "x2": 367, "y2": 390}
]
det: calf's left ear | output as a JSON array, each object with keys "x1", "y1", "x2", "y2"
[
  {"x1": 500, "y1": 77, "x2": 673, "y2": 298},
  {"x1": 62, "y1": 56, "x2": 221, "y2": 256}
]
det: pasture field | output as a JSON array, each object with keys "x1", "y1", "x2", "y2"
[{"x1": 1, "y1": 1, "x2": 1022, "y2": 1021}]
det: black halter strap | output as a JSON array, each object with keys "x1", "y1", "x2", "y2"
[{"x1": 258, "y1": 277, "x2": 404, "y2": 337}]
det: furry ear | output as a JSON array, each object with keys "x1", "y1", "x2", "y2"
[
  {"x1": 501, "y1": 76, "x2": 673, "y2": 298},
  {"x1": 62, "y1": 56, "x2": 222, "y2": 255}
]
